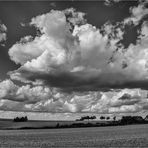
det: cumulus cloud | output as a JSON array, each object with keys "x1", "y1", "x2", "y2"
[
  {"x1": 138, "y1": 21, "x2": 148, "y2": 38},
  {"x1": 0, "y1": 79, "x2": 148, "y2": 114},
  {"x1": 7, "y1": 8, "x2": 148, "y2": 92},
  {"x1": 124, "y1": 1, "x2": 148, "y2": 25},
  {"x1": 104, "y1": 0, "x2": 122, "y2": 6},
  {"x1": 0, "y1": 22, "x2": 7, "y2": 46},
  {"x1": 0, "y1": 79, "x2": 51, "y2": 103},
  {"x1": 91, "y1": 88, "x2": 148, "y2": 114},
  {"x1": 50, "y1": 2, "x2": 56, "y2": 8},
  {"x1": 1, "y1": 7, "x2": 148, "y2": 114},
  {"x1": 7, "y1": 8, "x2": 124, "y2": 91},
  {"x1": 0, "y1": 79, "x2": 18, "y2": 100}
]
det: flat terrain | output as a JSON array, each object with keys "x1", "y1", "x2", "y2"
[
  {"x1": 0, "y1": 120, "x2": 102, "y2": 129},
  {"x1": 0, "y1": 124, "x2": 148, "y2": 147},
  {"x1": 0, "y1": 120, "x2": 73, "y2": 129}
]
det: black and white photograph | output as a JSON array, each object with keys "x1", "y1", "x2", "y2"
[{"x1": 0, "y1": 0, "x2": 148, "y2": 147}]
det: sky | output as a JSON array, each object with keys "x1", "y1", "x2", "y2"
[{"x1": 0, "y1": 0, "x2": 148, "y2": 120}]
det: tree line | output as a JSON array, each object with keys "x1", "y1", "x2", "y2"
[
  {"x1": 76, "y1": 115, "x2": 116, "y2": 121},
  {"x1": 13, "y1": 116, "x2": 28, "y2": 122},
  {"x1": 76, "y1": 115, "x2": 96, "y2": 121}
]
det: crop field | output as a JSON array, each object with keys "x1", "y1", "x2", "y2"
[
  {"x1": 0, "y1": 120, "x2": 73, "y2": 129},
  {"x1": 0, "y1": 120, "x2": 102, "y2": 129},
  {"x1": 0, "y1": 124, "x2": 148, "y2": 147}
]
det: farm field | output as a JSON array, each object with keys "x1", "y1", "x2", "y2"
[
  {"x1": 0, "y1": 119, "x2": 102, "y2": 129},
  {"x1": 0, "y1": 124, "x2": 148, "y2": 147},
  {"x1": 0, "y1": 119, "x2": 74, "y2": 129}
]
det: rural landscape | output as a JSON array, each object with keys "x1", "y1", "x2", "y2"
[
  {"x1": 0, "y1": 114, "x2": 148, "y2": 130},
  {"x1": 1, "y1": 0, "x2": 148, "y2": 147},
  {"x1": 0, "y1": 117, "x2": 148, "y2": 147},
  {"x1": 0, "y1": 115, "x2": 148, "y2": 147}
]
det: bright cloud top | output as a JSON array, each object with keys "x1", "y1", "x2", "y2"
[
  {"x1": 0, "y1": 22, "x2": 7, "y2": 46},
  {"x1": 7, "y1": 7, "x2": 148, "y2": 92}
]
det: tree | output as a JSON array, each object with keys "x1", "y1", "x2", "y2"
[
  {"x1": 77, "y1": 115, "x2": 97, "y2": 121},
  {"x1": 145, "y1": 115, "x2": 148, "y2": 121},
  {"x1": 90, "y1": 116, "x2": 96, "y2": 120},
  {"x1": 121, "y1": 116, "x2": 143, "y2": 124},
  {"x1": 24, "y1": 116, "x2": 28, "y2": 121},
  {"x1": 113, "y1": 116, "x2": 116, "y2": 121},
  {"x1": 13, "y1": 116, "x2": 28, "y2": 122},
  {"x1": 106, "y1": 117, "x2": 110, "y2": 120},
  {"x1": 100, "y1": 116, "x2": 105, "y2": 120}
]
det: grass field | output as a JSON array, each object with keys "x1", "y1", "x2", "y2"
[
  {"x1": 0, "y1": 120, "x2": 73, "y2": 129},
  {"x1": 0, "y1": 124, "x2": 148, "y2": 147},
  {"x1": 0, "y1": 119, "x2": 103, "y2": 129}
]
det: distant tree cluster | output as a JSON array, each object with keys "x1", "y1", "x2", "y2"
[
  {"x1": 13, "y1": 116, "x2": 28, "y2": 122},
  {"x1": 120, "y1": 116, "x2": 144, "y2": 124},
  {"x1": 11, "y1": 115, "x2": 148, "y2": 129},
  {"x1": 100, "y1": 116, "x2": 112, "y2": 120},
  {"x1": 76, "y1": 115, "x2": 96, "y2": 121},
  {"x1": 76, "y1": 115, "x2": 115, "y2": 121},
  {"x1": 100, "y1": 116, "x2": 105, "y2": 120}
]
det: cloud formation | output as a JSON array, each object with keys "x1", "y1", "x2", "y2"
[
  {"x1": 0, "y1": 79, "x2": 148, "y2": 114},
  {"x1": 124, "y1": 1, "x2": 148, "y2": 25},
  {"x1": 104, "y1": 0, "x2": 122, "y2": 6},
  {"x1": 0, "y1": 22, "x2": 7, "y2": 46},
  {"x1": 7, "y1": 7, "x2": 148, "y2": 93},
  {"x1": 0, "y1": 4, "x2": 148, "y2": 115}
]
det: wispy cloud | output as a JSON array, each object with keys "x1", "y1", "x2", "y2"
[{"x1": 0, "y1": 22, "x2": 7, "y2": 46}]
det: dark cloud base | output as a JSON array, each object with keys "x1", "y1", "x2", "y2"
[{"x1": 10, "y1": 68, "x2": 148, "y2": 92}]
